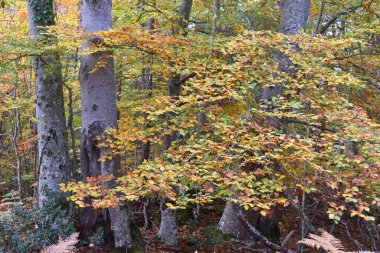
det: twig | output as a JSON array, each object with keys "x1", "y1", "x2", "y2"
[
  {"x1": 0, "y1": 54, "x2": 40, "y2": 64},
  {"x1": 366, "y1": 223, "x2": 379, "y2": 252},
  {"x1": 281, "y1": 230, "x2": 295, "y2": 247},
  {"x1": 283, "y1": 189, "x2": 318, "y2": 235}
]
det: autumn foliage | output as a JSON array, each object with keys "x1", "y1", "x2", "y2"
[
  {"x1": 62, "y1": 22, "x2": 380, "y2": 222},
  {"x1": 0, "y1": 0, "x2": 379, "y2": 252}
]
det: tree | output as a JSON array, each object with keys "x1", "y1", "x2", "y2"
[
  {"x1": 219, "y1": 0, "x2": 312, "y2": 240},
  {"x1": 79, "y1": 0, "x2": 135, "y2": 248},
  {"x1": 158, "y1": 0, "x2": 194, "y2": 246},
  {"x1": 27, "y1": 0, "x2": 69, "y2": 208}
]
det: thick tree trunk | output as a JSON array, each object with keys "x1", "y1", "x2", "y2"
[
  {"x1": 27, "y1": 0, "x2": 69, "y2": 208},
  {"x1": 218, "y1": 202, "x2": 256, "y2": 241},
  {"x1": 157, "y1": 201, "x2": 179, "y2": 246},
  {"x1": 79, "y1": 0, "x2": 134, "y2": 248},
  {"x1": 158, "y1": 0, "x2": 193, "y2": 246},
  {"x1": 262, "y1": 0, "x2": 311, "y2": 101},
  {"x1": 178, "y1": 0, "x2": 193, "y2": 30},
  {"x1": 280, "y1": 0, "x2": 311, "y2": 35},
  {"x1": 159, "y1": 72, "x2": 181, "y2": 247},
  {"x1": 219, "y1": 0, "x2": 311, "y2": 243}
]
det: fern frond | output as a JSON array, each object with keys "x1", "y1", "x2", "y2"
[
  {"x1": 298, "y1": 230, "x2": 345, "y2": 253},
  {"x1": 298, "y1": 230, "x2": 375, "y2": 253},
  {"x1": 320, "y1": 229, "x2": 344, "y2": 251},
  {"x1": 40, "y1": 232, "x2": 79, "y2": 253},
  {"x1": 298, "y1": 238, "x2": 324, "y2": 249}
]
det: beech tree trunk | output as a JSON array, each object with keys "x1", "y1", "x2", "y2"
[
  {"x1": 27, "y1": 0, "x2": 70, "y2": 208},
  {"x1": 219, "y1": 0, "x2": 311, "y2": 242},
  {"x1": 280, "y1": 0, "x2": 311, "y2": 35},
  {"x1": 218, "y1": 202, "x2": 256, "y2": 241},
  {"x1": 79, "y1": 0, "x2": 133, "y2": 248},
  {"x1": 158, "y1": 0, "x2": 193, "y2": 246}
]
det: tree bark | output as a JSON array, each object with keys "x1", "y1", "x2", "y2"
[
  {"x1": 27, "y1": 0, "x2": 70, "y2": 208},
  {"x1": 79, "y1": 0, "x2": 134, "y2": 248},
  {"x1": 178, "y1": 0, "x2": 193, "y2": 28},
  {"x1": 280, "y1": 0, "x2": 311, "y2": 35},
  {"x1": 218, "y1": 202, "x2": 256, "y2": 241},
  {"x1": 158, "y1": 0, "x2": 193, "y2": 246},
  {"x1": 157, "y1": 201, "x2": 179, "y2": 246},
  {"x1": 263, "y1": 0, "x2": 311, "y2": 100}
]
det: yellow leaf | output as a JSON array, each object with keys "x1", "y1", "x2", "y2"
[{"x1": 165, "y1": 203, "x2": 175, "y2": 209}]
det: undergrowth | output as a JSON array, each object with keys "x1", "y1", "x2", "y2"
[{"x1": 0, "y1": 192, "x2": 76, "y2": 253}]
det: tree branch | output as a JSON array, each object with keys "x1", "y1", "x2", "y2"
[
  {"x1": 313, "y1": 0, "x2": 325, "y2": 37},
  {"x1": 281, "y1": 230, "x2": 295, "y2": 247},
  {"x1": 286, "y1": 119, "x2": 335, "y2": 133},
  {"x1": 173, "y1": 72, "x2": 196, "y2": 87},
  {"x1": 236, "y1": 209, "x2": 296, "y2": 253},
  {"x1": 318, "y1": 2, "x2": 362, "y2": 35}
]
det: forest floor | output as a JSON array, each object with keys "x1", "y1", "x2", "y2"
[{"x1": 77, "y1": 202, "x2": 369, "y2": 253}]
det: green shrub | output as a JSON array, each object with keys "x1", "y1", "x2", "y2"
[{"x1": 0, "y1": 193, "x2": 76, "y2": 253}]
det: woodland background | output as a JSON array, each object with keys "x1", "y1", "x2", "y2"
[{"x1": 0, "y1": 0, "x2": 379, "y2": 252}]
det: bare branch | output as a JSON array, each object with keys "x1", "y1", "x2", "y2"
[
  {"x1": 318, "y1": 2, "x2": 362, "y2": 35},
  {"x1": 237, "y1": 209, "x2": 296, "y2": 253}
]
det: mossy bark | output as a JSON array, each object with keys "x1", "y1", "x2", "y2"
[{"x1": 27, "y1": 0, "x2": 70, "y2": 208}]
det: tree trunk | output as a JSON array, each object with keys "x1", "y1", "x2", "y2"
[
  {"x1": 218, "y1": 202, "x2": 256, "y2": 241},
  {"x1": 157, "y1": 201, "x2": 179, "y2": 246},
  {"x1": 178, "y1": 0, "x2": 193, "y2": 29},
  {"x1": 280, "y1": 0, "x2": 311, "y2": 35},
  {"x1": 219, "y1": 0, "x2": 311, "y2": 242},
  {"x1": 63, "y1": 83, "x2": 79, "y2": 178},
  {"x1": 158, "y1": 0, "x2": 193, "y2": 246},
  {"x1": 79, "y1": 0, "x2": 134, "y2": 248},
  {"x1": 27, "y1": 0, "x2": 70, "y2": 208}
]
